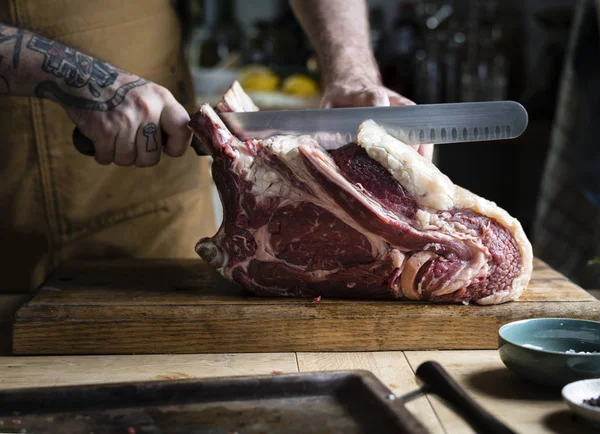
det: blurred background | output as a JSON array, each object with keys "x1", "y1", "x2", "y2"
[{"x1": 179, "y1": 0, "x2": 577, "y2": 239}]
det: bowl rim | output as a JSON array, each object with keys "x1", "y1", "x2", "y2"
[
  {"x1": 498, "y1": 317, "x2": 600, "y2": 356},
  {"x1": 562, "y1": 378, "x2": 600, "y2": 413}
]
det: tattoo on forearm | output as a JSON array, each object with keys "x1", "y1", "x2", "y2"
[
  {"x1": 0, "y1": 26, "x2": 24, "y2": 69},
  {"x1": 143, "y1": 123, "x2": 159, "y2": 152},
  {"x1": 27, "y1": 35, "x2": 120, "y2": 97},
  {"x1": 34, "y1": 78, "x2": 148, "y2": 111},
  {"x1": 0, "y1": 25, "x2": 147, "y2": 109}
]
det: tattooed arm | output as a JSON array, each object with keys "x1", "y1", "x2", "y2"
[{"x1": 0, "y1": 23, "x2": 192, "y2": 167}]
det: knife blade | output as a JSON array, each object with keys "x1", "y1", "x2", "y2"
[{"x1": 218, "y1": 100, "x2": 528, "y2": 150}]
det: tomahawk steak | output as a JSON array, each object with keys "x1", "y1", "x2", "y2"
[{"x1": 188, "y1": 82, "x2": 533, "y2": 305}]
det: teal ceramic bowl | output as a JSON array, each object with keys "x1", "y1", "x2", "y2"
[{"x1": 498, "y1": 318, "x2": 600, "y2": 388}]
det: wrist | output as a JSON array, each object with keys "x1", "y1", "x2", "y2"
[{"x1": 324, "y1": 56, "x2": 381, "y2": 89}]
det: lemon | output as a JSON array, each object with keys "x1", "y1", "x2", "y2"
[
  {"x1": 281, "y1": 74, "x2": 319, "y2": 96},
  {"x1": 238, "y1": 65, "x2": 280, "y2": 92}
]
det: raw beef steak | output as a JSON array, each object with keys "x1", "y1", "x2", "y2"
[{"x1": 189, "y1": 82, "x2": 533, "y2": 304}]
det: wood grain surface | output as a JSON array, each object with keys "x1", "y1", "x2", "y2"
[
  {"x1": 0, "y1": 353, "x2": 298, "y2": 389},
  {"x1": 12, "y1": 258, "x2": 600, "y2": 355},
  {"x1": 404, "y1": 351, "x2": 598, "y2": 434}
]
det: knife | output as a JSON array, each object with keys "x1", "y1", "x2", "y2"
[
  {"x1": 72, "y1": 100, "x2": 528, "y2": 156},
  {"x1": 219, "y1": 100, "x2": 528, "y2": 150}
]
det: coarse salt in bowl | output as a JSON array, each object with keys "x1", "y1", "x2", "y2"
[{"x1": 563, "y1": 378, "x2": 600, "y2": 426}]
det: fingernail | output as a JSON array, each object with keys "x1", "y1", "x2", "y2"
[{"x1": 374, "y1": 95, "x2": 390, "y2": 107}]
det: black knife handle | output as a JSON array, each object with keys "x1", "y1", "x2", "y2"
[
  {"x1": 72, "y1": 127, "x2": 96, "y2": 156},
  {"x1": 416, "y1": 361, "x2": 516, "y2": 434},
  {"x1": 72, "y1": 127, "x2": 207, "y2": 157}
]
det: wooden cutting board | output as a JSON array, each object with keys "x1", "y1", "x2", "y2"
[{"x1": 12, "y1": 258, "x2": 600, "y2": 355}]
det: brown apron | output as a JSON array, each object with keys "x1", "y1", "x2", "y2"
[{"x1": 0, "y1": 0, "x2": 216, "y2": 291}]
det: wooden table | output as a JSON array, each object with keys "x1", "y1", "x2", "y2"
[{"x1": 1, "y1": 292, "x2": 598, "y2": 434}]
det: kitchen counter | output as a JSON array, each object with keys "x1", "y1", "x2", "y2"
[{"x1": 0, "y1": 292, "x2": 599, "y2": 434}]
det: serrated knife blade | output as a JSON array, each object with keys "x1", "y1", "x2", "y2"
[{"x1": 218, "y1": 100, "x2": 528, "y2": 150}]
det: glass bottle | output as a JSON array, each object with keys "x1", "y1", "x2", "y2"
[
  {"x1": 198, "y1": 0, "x2": 244, "y2": 68},
  {"x1": 380, "y1": 0, "x2": 422, "y2": 100}
]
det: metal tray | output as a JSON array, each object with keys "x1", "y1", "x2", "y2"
[{"x1": 0, "y1": 370, "x2": 428, "y2": 434}]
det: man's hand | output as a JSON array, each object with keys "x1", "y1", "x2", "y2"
[
  {"x1": 65, "y1": 79, "x2": 192, "y2": 167},
  {"x1": 322, "y1": 78, "x2": 434, "y2": 161},
  {"x1": 0, "y1": 23, "x2": 192, "y2": 167},
  {"x1": 321, "y1": 80, "x2": 414, "y2": 108}
]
